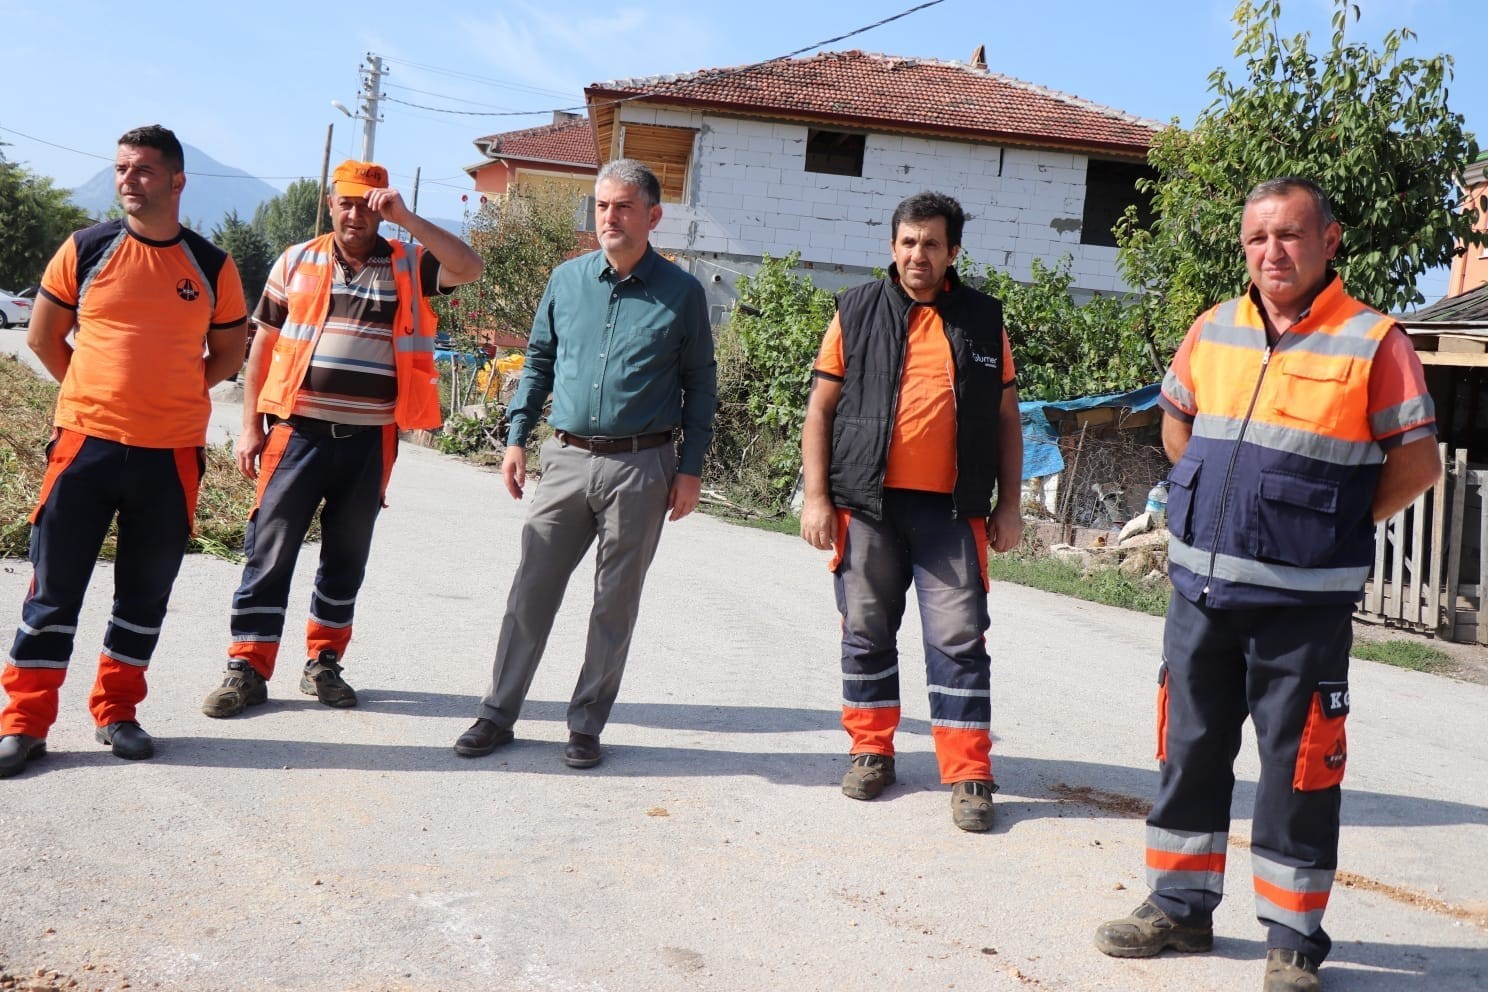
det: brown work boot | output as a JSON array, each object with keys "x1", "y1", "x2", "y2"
[
  {"x1": 300, "y1": 650, "x2": 357, "y2": 708},
  {"x1": 1094, "y1": 900, "x2": 1215, "y2": 958},
  {"x1": 841, "y1": 753, "x2": 895, "y2": 800},
  {"x1": 1264, "y1": 949, "x2": 1321, "y2": 992},
  {"x1": 950, "y1": 779, "x2": 997, "y2": 832},
  {"x1": 202, "y1": 659, "x2": 268, "y2": 718}
]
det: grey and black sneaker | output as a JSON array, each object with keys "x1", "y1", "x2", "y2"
[
  {"x1": 300, "y1": 650, "x2": 357, "y2": 708},
  {"x1": 201, "y1": 659, "x2": 269, "y2": 718}
]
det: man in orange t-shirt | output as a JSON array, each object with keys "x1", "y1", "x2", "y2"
[
  {"x1": 799, "y1": 191, "x2": 1023, "y2": 832},
  {"x1": 0, "y1": 125, "x2": 247, "y2": 777}
]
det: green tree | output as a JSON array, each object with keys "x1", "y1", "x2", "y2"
[
  {"x1": 252, "y1": 178, "x2": 328, "y2": 256},
  {"x1": 211, "y1": 210, "x2": 273, "y2": 309},
  {"x1": 0, "y1": 161, "x2": 91, "y2": 290},
  {"x1": 965, "y1": 255, "x2": 1160, "y2": 402},
  {"x1": 435, "y1": 185, "x2": 581, "y2": 348},
  {"x1": 1118, "y1": 0, "x2": 1483, "y2": 354},
  {"x1": 707, "y1": 253, "x2": 836, "y2": 510}
]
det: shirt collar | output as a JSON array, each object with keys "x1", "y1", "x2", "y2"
[
  {"x1": 599, "y1": 244, "x2": 657, "y2": 284},
  {"x1": 886, "y1": 262, "x2": 960, "y2": 305},
  {"x1": 1247, "y1": 269, "x2": 1339, "y2": 331},
  {"x1": 332, "y1": 236, "x2": 392, "y2": 278}
]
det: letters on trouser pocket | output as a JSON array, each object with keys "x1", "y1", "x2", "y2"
[
  {"x1": 1155, "y1": 663, "x2": 1170, "y2": 764},
  {"x1": 1294, "y1": 680, "x2": 1349, "y2": 790}
]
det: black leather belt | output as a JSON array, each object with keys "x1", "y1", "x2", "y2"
[
  {"x1": 554, "y1": 429, "x2": 673, "y2": 454},
  {"x1": 280, "y1": 415, "x2": 377, "y2": 439}
]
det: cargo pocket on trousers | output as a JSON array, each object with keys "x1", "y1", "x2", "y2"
[
  {"x1": 1294, "y1": 680, "x2": 1349, "y2": 790},
  {"x1": 1156, "y1": 663, "x2": 1170, "y2": 764}
]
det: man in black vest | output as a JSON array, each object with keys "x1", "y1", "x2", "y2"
[{"x1": 799, "y1": 190, "x2": 1023, "y2": 832}]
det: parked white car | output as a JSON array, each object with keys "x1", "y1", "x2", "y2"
[{"x1": 0, "y1": 291, "x2": 35, "y2": 328}]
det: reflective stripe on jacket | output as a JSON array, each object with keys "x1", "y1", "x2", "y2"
[
  {"x1": 1165, "y1": 279, "x2": 1392, "y2": 607},
  {"x1": 256, "y1": 234, "x2": 443, "y2": 430}
]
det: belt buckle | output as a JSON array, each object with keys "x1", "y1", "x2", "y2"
[{"x1": 331, "y1": 423, "x2": 357, "y2": 440}]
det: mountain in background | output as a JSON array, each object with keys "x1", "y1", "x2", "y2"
[
  {"x1": 70, "y1": 143, "x2": 287, "y2": 233},
  {"x1": 69, "y1": 144, "x2": 464, "y2": 238}
]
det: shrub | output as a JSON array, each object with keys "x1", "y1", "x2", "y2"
[
  {"x1": 0, "y1": 355, "x2": 311, "y2": 563},
  {"x1": 707, "y1": 253, "x2": 835, "y2": 513}
]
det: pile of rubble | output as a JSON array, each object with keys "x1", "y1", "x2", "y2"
[{"x1": 1045, "y1": 511, "x2": 1170, "y2": 587}]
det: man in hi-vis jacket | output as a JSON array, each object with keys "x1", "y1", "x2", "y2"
[{"x1": 1095, "y1": 177, "x2": 1441, "y2": 992}]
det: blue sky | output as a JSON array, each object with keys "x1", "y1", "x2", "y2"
[{"x1": 2, "y1": 0, "x2": 1481, "y2": 296}]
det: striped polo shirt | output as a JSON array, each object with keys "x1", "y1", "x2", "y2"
[{"x1": 254, "y1": 237, "x2": 445, "y2": 425}]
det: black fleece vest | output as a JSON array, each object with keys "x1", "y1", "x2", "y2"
[{"x1": 828, "y1": 268, "x2": 1007, "y2": 519}]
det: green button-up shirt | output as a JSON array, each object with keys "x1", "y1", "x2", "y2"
[{"x1": 506, "y1": 246, "x2": 717, "y2": 475}]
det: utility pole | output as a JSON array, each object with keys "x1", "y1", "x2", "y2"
[
  {"x1": 315, "y1": 123, "x2": 333, "y2": 237},
  {"x1": 357, "y1": 53, "x2": 386, "y2": 162}
]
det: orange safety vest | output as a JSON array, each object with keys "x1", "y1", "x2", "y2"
[{"x1": 256, "y1": 234, "x2": 443, "y2": 430}]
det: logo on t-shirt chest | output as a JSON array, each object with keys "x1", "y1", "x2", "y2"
[
  {"x1": 176, "y1": 278, "x2": 200, "y2": 302},
  {"x1": 968, "y1": 344, "x2": 999, "y2": 370}
]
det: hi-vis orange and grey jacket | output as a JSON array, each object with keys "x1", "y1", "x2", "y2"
[
  {"x1": 1158, "y1": 275, "x2": 1434, "y2": 609},
  {"x1": 255, "y1": 233, "x2": 443, "y2": 430}
]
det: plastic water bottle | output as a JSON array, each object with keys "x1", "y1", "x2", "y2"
[{"x1": 1145, "y1": 481, "x2": 1169, "y2": 527}]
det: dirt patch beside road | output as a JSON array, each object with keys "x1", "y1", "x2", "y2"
[{"x1": 1351, "y1": 620, "x2": 1488, "y2": 686}]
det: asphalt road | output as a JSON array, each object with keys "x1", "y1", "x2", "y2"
[{"x1": 0, "y1": 352, "x2": 1485, "y2": 991}]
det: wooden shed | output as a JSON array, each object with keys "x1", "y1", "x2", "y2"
[{"x1": 1367, "y1": 285, "x2": 1488, "y2": 644}]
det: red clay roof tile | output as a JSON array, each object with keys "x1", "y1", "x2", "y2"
[
  {"x1": 586, "y1": 50, "x2": 1161, "y2": 155},
  {"x1": 475, "y1": 117, "x2": 598, "y2": 168}
]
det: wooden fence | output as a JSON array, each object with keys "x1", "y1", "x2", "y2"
[{"x1": 1360, "y1": 445, "x2": 1488, "y2": 643}]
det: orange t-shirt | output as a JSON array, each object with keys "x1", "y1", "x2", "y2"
[
  {"x1": 40, "y1": 220, "x2": 247, "y2": 448},
  {"x1": 815, "y1": 304, "x2": 1016, "y2": 493}
]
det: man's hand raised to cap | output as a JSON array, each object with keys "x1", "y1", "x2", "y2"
[{"x1": 364, "y1": 187, "x2": 411, "y2": 226}]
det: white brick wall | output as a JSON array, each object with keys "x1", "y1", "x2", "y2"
[{"x1": 640, "y1": 109, "x2": 1129, "y2": 295}]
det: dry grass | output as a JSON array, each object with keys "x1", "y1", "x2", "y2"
[
  {"x1": 0, "y1": 356, "x2": 55, "y2": 557},
  {"x1": 0, "y1": 355, "x2": 307, "y2": 562}
]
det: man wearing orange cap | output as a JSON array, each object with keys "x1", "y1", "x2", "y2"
[{"x1": 200, "y1": 160, "x2": 481, "y2": 717}]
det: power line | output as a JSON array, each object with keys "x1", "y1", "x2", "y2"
[
  {"x1": 383, "y1": 82, "x2": 529, "y2": 111},
  {"x1": 377, "y1": 56, "x2": 579, "y2": 101},
  {"x1": 377, "y1": 0, "x2": 948, "y2": 119},
  {"x1": 3, "y1": 0, "x2": 949, "y2": 186},
  {"x1": 0, "y1": 125, "x2": 313, "y2": 181}
]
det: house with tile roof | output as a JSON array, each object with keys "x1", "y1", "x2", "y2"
[
  {"x1": 464, "y1": 111, "x2": 599, "y2": 202},
  {"x1": 576, "y1": 48, "x2": 1164, "y2": 306}
]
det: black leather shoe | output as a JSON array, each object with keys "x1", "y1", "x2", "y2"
[
  {"x1": 95, "y1": 721, "x2": 154, "y2": 761},
  {"x1": 563, "y1": 731, "x2": 602, "y2": 769},
  {"x1": 454, "y1": 718, "x2": 514, "y2": 757},
  {"x1": 0, "y1": 734, "x2": 46, "y2": 778}
]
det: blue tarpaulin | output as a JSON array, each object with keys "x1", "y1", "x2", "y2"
[{"x1": 1019, "y1": 384, "x2": 1162, "y2": 480}]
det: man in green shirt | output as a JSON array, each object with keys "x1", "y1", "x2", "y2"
[{"x1": 454, "y1": 159, "x2": 716, "y2": 769}]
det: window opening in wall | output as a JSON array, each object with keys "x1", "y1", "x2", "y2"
[
  {"x1": 619, "y1": 124, "x2": 697, "y2": 203},
  {"x1": 1081, "y1": 159, "x2": 1157, "y2": 248},
  {"x1": 805, "y1": 129, "x2": 866, "y2": 177}
]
